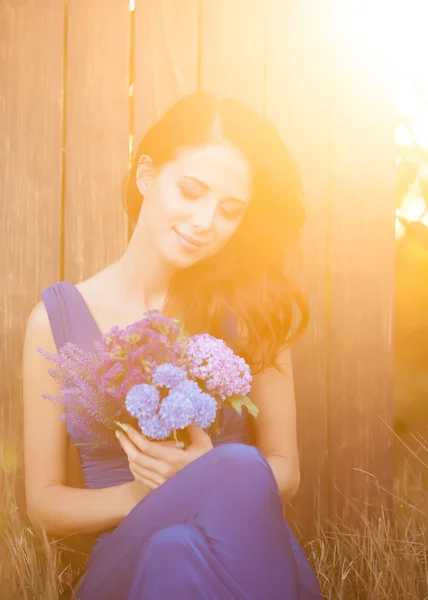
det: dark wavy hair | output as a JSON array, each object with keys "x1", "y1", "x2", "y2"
[{"x1": 122, "y1": 92, "x2": 309, "y2": 373}]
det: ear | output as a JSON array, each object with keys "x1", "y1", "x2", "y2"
[{"x1": 136, "y1": 155, "x2": 154, "y2": 196}]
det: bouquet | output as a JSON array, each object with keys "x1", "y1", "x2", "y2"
[{"x1": 37, "y1": 310, "x2": 258, "y2": 447}]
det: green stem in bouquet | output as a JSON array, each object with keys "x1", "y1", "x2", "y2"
[{"x1": 173, "y1": 429, "x2": 185, "y2": 449}]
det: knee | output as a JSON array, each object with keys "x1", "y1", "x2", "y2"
[
  {"x1": 210, "y1": 443, "x2": 265, "y2": 477},
  {"x1": 210, "y1": 443, "x2": 278, "y2": 495},
  {"x1": 146, "y1": 524, "x2": 203, "y2": 555},
  {"x1": 211, "y1": 442, "x2": 260, "y2": 464}
]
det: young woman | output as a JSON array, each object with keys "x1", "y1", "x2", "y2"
[{"x1": 23, "y1": 92, "x2": 322, "y2": 599}]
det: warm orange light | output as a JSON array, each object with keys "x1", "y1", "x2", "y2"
[
  {"x1": 331, "y1": 0, "x2": 428, "y2": 86},
  {"x1": 398, "y1": 196, "x2": 426, "y2": 223}
]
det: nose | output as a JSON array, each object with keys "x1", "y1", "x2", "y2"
[{"x1": 191, "y1": 197, "x2": 216, "y2": 232}]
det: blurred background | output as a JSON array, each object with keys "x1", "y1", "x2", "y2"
[{"x1": 395, "y1": 83, "x2": 428, "y2": 439}]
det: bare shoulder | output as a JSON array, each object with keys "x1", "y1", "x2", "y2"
[
  {"x1": 27, "y1": 299, "x2": 50, "y2": 327},
  {"x1": 25, "y1": 300, "x2": 54, "y2": 347},
  {"x1": 27, "y1": 270, "x2": 99, "y2": 326},
  {"x1": 25, "y1": 268, "x2": 107, "y2": 348}
]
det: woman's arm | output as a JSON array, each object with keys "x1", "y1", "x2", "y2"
[
  {"x1": 23, "y1": 301, "x2": 147, "y2": 537},
  {"x1": 250, "y1": 346, "x2": 301, "y2": 502}
]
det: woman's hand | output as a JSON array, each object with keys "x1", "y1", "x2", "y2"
[{"x1": 115, "y1": 422, "x2": 214, "y2": 492}]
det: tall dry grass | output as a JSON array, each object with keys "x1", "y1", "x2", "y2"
[
  {"x1": 308, "y1": 430, "x2": 428, "y2": 599},
  {"x1": 0, "y1": 433, "x2": 427, "y2": 600}
]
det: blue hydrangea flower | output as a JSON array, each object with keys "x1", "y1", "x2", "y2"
[
  {"x1": 125, "y1": 383, "x2": 160, "y2": 420},
  {"x1": 174, "y1": 379, "x2": 204, "y2": 398},
  {"x1": 152, "y1": 363, "x2": 188, "y2": 389},
  {"x1": 191, "y1": 392, "x2": 218, "y2": 429},
  {"x1": 159, "y1": 388, "x2": 195, "y2": 430},
  {"x1": 138, "y1": 414, "x2": 172, "y2": 440}
]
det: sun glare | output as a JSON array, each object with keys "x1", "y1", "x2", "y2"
[
  {"x1": 331, "y1": 0, "x2": 428, "y2": 237},
  {"x1": 330, "y1": 1, "x2": 428, "y2": 236}
]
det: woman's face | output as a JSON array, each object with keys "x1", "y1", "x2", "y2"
[{"x1": 136, "y1": 143, "x2": 253, "y2": 269}]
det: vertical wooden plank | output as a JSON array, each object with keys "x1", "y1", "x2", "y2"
[
  {"x1": 134, "y1": 0, "x2": 199, "y2": 143},
  {"x1": 65, "y1": 0, "x2": 130, "y2": 283},
  {"x1": 265, "y1": 1, "x2": 330, "y2": 536},
  {"x1": 328, "y1": 18, "x2": 395, "y2": 519},
  {"x1": 199, "y1": 0, "x2": 266, "y2": 111},
  {"x1": 0, "y1": 0, "x2": 64, "y2": 508}
]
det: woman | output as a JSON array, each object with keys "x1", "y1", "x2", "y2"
[{"x1": 23, "y1": 92, "x2": 322, "y2": 598}]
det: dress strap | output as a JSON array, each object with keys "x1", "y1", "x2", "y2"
[{"x1": 40, "y1": 281, "x2": 100, "y2": 353}]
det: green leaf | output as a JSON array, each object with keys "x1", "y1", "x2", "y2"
[{"x1": 227, "y1": 395, "x2": 259, "y2": 419}]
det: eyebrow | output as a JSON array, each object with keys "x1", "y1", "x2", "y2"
[{"x1": 181, "y1": 175, "x2": 248, "y2": 205}]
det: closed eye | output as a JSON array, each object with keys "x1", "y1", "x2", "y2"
[
  {"x1": 178, "y1": 184, "x2": 200, "y2": 200},
  {"x1": 220, "y1": 207, "x2": 245, "y2": 220},
  {"x1": 181, "y1": 189, "x2": 199, "y2": 200},
  {"x1": 178, "y1": 181, "x2": 246, "y2": 219}
]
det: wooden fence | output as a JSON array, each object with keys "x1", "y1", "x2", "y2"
[{"x1": 1, "y1": 0, "x2": 395, "y2": 537}]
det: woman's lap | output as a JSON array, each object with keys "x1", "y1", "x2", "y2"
[{"x1": 75, "y1": 443, "x2": 321, "y2": 599}]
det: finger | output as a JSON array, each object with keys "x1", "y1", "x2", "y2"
[
  {"x1": 116, "y1": 430, "x2": 162, "y2": 471},
  {"x1": 129, "y1": 461, "x2": 165, "y2": 487},
  {"x1": 116, "y1": 430, "x2": 167, "y2": 473},
  {"x1": 115, "y1": 429, "x2": 142, "y2": 463},
  {"x1": 116, "y1": 422, "x2": 180, "y2": 461},
  {"x1": 134, "y1": 452, "x2": 168, "y2": 474},
  {"x1": 156, "y1": 440, "x2": 179, "y2": 449},
  {"x1": 130, "y1": 449, "x2": 169, "y2": 476},
  {"x1": 115, "y1": 421, "x2": 148, "y2": 453},
  {"x1": 134, "y1": 475, "x2": 158, "y2": 491}
]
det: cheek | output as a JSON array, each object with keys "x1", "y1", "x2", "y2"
[
  {"x1": 209, "y1": 220, "x2": 241, "y2": 253},
  {"x1": 148, "y1": 182, "x2": 182, "y2": 228},
  {"x1": 160, "y1": 180, "x2": 190, "y2": 216}
]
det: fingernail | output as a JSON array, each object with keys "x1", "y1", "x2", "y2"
[
  {"x1": 115, "y1": 430, "x2": 121, "y2": 439},
  {"x1": 114, "y1": 420, "x2": 128, "y2": 432}
]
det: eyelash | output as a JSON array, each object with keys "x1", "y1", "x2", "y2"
[
  {"x1": 179, "y1": 186, "x2": 242, "y2": 220},
  {"x1": 180, "y1": 188, "x2": 199, "y2": 200}
]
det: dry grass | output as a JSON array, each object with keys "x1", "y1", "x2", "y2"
[
  {"x1": 308, "y1": 430, "x2": 428, "y2": 599},
  {"x1": 0, "y1": 434, "x2": 427, "y2": 600}
]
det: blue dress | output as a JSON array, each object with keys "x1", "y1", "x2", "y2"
[{"x1": 40, "y1": 280, "x2": 322, "y2": 599}]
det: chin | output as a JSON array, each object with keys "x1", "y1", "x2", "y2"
[
  {"x1": 159, "y1": 234, "x2": 212, "y2": 269},
  {"x1": 175, "y1": 254, "x2": 201, "y2": 269},
  {"x1": 162, "y1": 249, "x2": 199, "y2": 269}
]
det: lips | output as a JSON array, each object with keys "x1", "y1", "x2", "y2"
[{"x1": 174, "y1": 228, "x2": 207, "y2": 247}]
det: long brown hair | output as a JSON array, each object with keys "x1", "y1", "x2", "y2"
[{"x1": 123, "y1": 92, "x2": 309, "y2": 374}]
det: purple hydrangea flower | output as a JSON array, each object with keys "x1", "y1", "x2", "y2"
[
  {"x1": 152, "y1": 364, "x2": 188, "y2": 389},
  {"x1": 162, "y1": 379, "x2": 217, "y2": 429},
  {"x1": 173, "y1": 378, "x2": 202, "y2": 398},
  {"x1": 125, "y1": 384, "x2": 160, "y2": 420},
  {"x1": 191, "y1": 392, "x2": 218, "y2": 429},
  {"x1": 138, "y1": 414, "x2": 172, "y2": 440},
  {"x1": 159, "y1": 388, "x2": 195, "y2": 430},
  {"x1": 186, "y1": 334, "x2": 252, "y2": 400}
]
